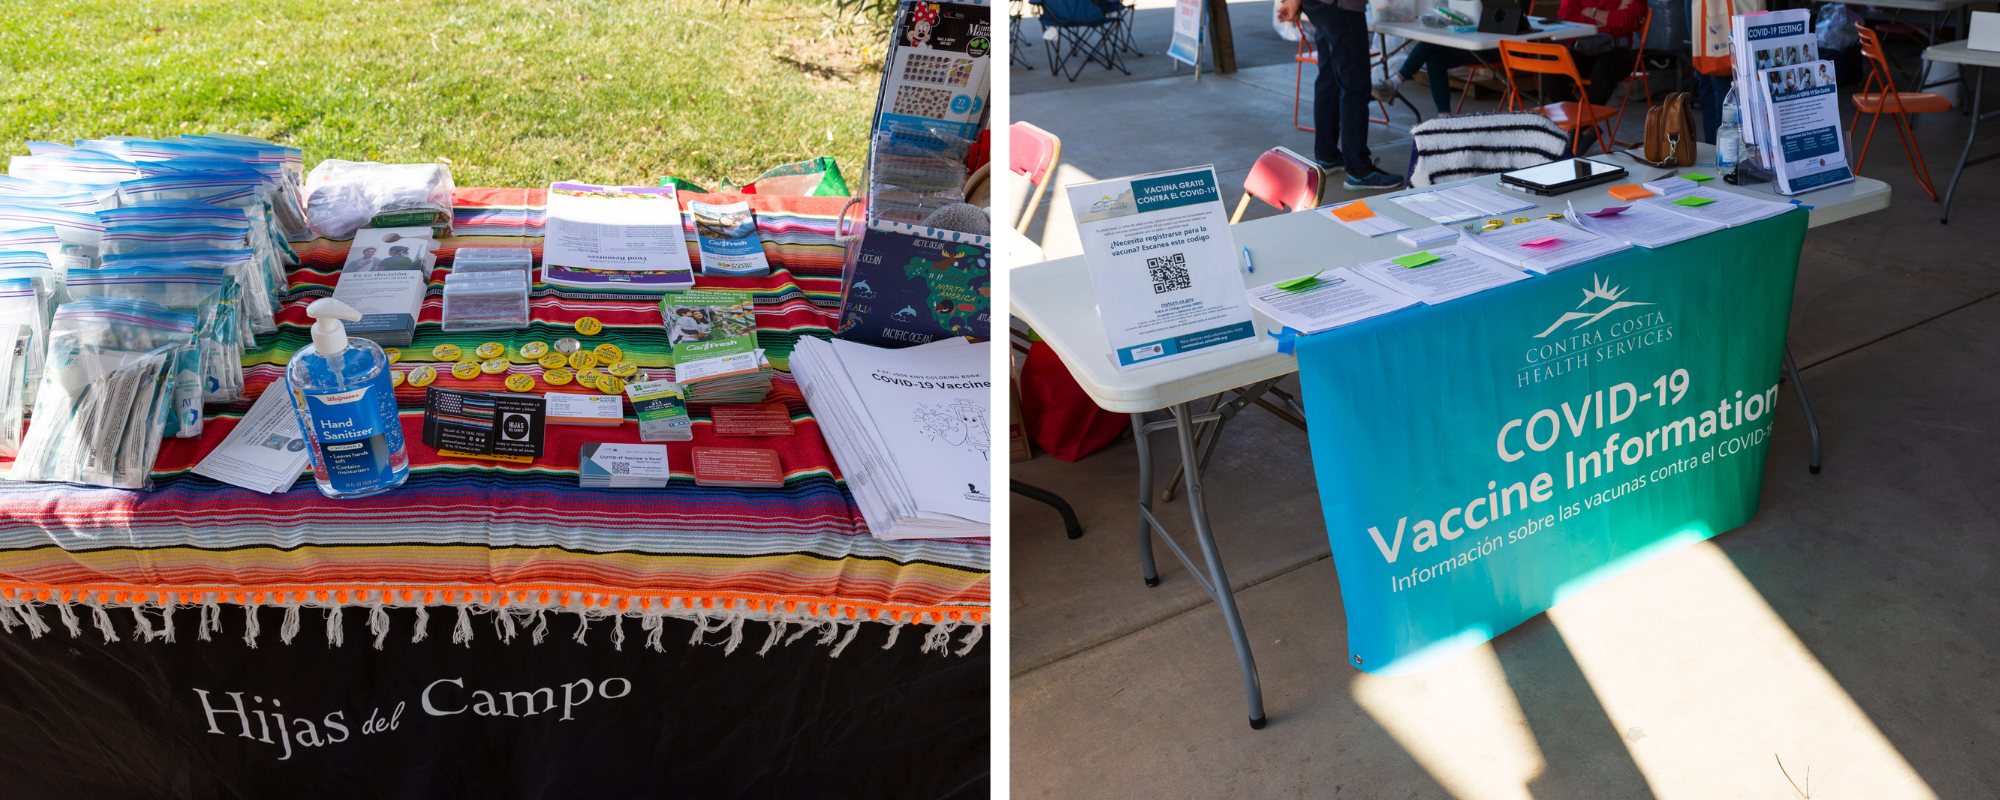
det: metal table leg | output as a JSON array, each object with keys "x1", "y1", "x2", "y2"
[
  {"x1": 1132, "y1": 384, "x2": 1278, "y2": 730},
  {"x1": 1784, "y1": 344, "x2": 1821, "y2": 474},
  {"x1": 1942, "y1": 65, "x2": 1995, "y2": 225}
]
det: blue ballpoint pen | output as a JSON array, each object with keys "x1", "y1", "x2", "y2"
[{"x1": 1241, "y1": 246, "x2": 1255, "y2": 273}]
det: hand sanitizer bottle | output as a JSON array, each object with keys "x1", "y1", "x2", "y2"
[{"x1": 287, "y1": 297, "x2": 408, "y2": 498}]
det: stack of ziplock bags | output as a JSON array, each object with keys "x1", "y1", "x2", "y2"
[{"x1": 0, "y1": 133, "x2": 314, "y2": 488}]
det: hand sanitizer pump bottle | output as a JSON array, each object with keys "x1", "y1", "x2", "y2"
[{"x1": 287, "y1": 297, "x2": 409, "y2": 498}]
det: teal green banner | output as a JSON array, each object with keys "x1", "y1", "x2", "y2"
[{"x1": 1296, "y1": 211, "x2": 1807, "y2": 675}]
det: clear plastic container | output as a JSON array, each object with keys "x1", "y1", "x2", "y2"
[
  {"x1": 451, "y1": 246, "x2": 535, "y2": 274},
  {"x1": 441, "y1": 270, "x2": 528, "y2": 331}
]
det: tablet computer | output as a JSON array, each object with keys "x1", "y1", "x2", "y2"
[{"x1": 1498, "y1": 158, "x2": 1628, "y2": 196}]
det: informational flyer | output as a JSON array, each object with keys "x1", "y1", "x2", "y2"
[
  {"x1": 1067, "y1": 166, "x2": 1255, "y2": 371},
  {"x1": 690, "y1": 200, "x2": 771, "y2": 277},
  {"x1": 1167, "y1": 0, "x2": 1203, "y2": 67},
  {"x1": 541, "y1": 181, "x2": 694, "y2": 290},
  {"x1": 1754, "y1": 60, "x2": 1854, "y2": 194},
  {"x1": 190, "y1": 387, "x2": 311, "y2": 494},
  {"x1": 1732, "y1": 8, "x2": 1816, "y2": 148}
]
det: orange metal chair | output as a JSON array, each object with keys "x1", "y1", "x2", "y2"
[
  {"x1": 1293, "y1": 22, "x2": 1399, "y2": 132},
  {"x1": 1230, "y1": 147, "x2": 1324, "y2": 224},
  {"x1": 1850, "y1": 24, "x2": 1949, "y2": 201},
  {"x1": 1009, "y1": 122, "x2": 1063, "y2": 233},
  {"x1": 1496, "y1": 40, "x2": 1620, "y2": 155},
  {"x1": 1610, "y1": 6, "x2": 1657, "y2": 148}
]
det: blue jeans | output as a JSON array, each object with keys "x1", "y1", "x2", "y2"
[
  {"x1": 1302, "y1": 2, "x2": 1373, "y2": 174},
  {"x1": 1696, "y1": 73, "x2": 1732, "y2": 144},
  {"x1": 1397, "y1": 43, "x2": 1496, "y2": 114}
]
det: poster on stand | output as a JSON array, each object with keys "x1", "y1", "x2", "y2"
[
  {"x1": 1753, "y1": 61, "x2": 1854, "y2": 194},
  {"x1": 1167, "y1": 0, "x2": 1204, "y2": 68},
  {"x1": 1731, "y1": 8, "x2": 1815, "y2": 148},
  {"x1": 1067, "y1": 166, "x2": 1254, "y2": 371}
]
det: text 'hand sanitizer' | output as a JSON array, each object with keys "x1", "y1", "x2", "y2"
[{"x1": 287, "y1": 297, "x2": 409, "y2": 498}]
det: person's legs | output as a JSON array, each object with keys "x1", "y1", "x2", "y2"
[
  {"x1": 1584, "y1": 47, "x2": 1630, "y2": 106},
  {"x1": 1325, "y1": 6, "x2": 1380, "y2": 176},
  {"x1": 1696, "y1": 73, "x2": 1732, "y2": 143},
  {"x1": 1302, "y1": 2, "x2": 1343, "y2": 169}
]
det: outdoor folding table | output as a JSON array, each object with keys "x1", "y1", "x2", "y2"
[
  {"x1": 1009, "y1": 145, "x2": 1888, "y2": 728},
  {"x1": 1923, "y1": 40, "x2": 2000, "y2": 223}
]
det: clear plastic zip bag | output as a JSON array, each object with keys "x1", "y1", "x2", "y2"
[
  {"x1": 0, "y1": 252, "x2": 68, "y2": 407},
  {"x1": 65, "y1": 266, "x2": 236, "y2": 420},
  {"x1": 102, "y1": 249, "x2": 267, "y2": 347},
  {"x1": 0, "y1": 204, "x2": 105, "y2": 272},
  {"x1": 8, "y1": 297, "x2": 196, "y2": 490}
]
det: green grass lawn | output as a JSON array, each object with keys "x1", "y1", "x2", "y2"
[{"x1": 0, "y1": 0, "x2": 886, "y2": 190}]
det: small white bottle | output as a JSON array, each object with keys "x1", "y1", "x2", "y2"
[{"x1": 286, "y1": 297, "x2": 409, "y2": 499}]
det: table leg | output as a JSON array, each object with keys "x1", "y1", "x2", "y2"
[
  {"x1": 1132, "y1": 412, "x2": 1161, "y2": 587},
  {"x1": 1942, "y1": 65, "x2": 1983, "y2": 225},
  {"x1": 1131, "y1": 402, "x2": 1270, "y2": 728},
  {"x1": 1784, "y1": 344, "x2": 1821, "y2": 474},
  {"x1": 1170, "y1": 401, "x2": 1268, "y2": 729}
]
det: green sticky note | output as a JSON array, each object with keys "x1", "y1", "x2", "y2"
[
  {"x1": 1393, "y1": 252, "x2": 1441, "y2": 268},
  {"x1": 1274, "y1": 270, "x2": 1324, "y2": 291},
  {"x1": 1683, "y1": 173, "x2": 1715, "y2": 182},
  {"x1": 1671, "y1": 195, "x2": 1715, "y2": 207}
]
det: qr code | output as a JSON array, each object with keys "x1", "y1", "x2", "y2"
[
  {"x1": 609, "y1": 461, "x2": 631, "y2": 475},
  {"x1": 1147, "y1": 254, "x2": 1191, "y2": 294}
]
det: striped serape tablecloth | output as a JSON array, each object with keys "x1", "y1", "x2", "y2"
[{"x1": 0, "y1": 189, "x2": 988, "y2": 658}]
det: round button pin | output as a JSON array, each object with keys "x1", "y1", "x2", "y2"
[
  {"x1": 432, "y1": 344, "x2": 462, "y2": 361},
  {"x1": 385, "y1": 348, "x2": 402, "y2": 364},
  {"x1": 505, "y1": 374, "x2": 536, "y2": 392},
  {"x1": 519, "y1": 341, "x2": 549, "y2": 359},
  {"x1": 539, "y1": 353, "x2": 569, "y2": 369},
  {"x1": 607, "y1": 361, "x2": 638, "y2": 377},
  {"x1": 593, "y1": 343, "x2": 623, "y2": 364},
  {"x1": 475, "y1": 342, "x2": 506, "y2": 360},
  {"x1": 480, "y1": 357, "x2": 509, "y2": 374},
  {"x1": 597, "y1": 375, "x2": 625, "y2": 394},
  {"x1": 408, "y1": 365, "x2": 438, "y2": 387},
  {"x1": 451, "y1": 361, "x2": 480, "y2": 380},
  {"x1": 543, "y1": 368, "x2": 574, "y2": 385},
  {"x1": 574, "y1": 317, "x2": 602, "y2": 336},
  {"x1": 577, "y1": 368, "x2": 602, "y2": 388},
  {"x1": 568, "y1": 351, "x2": 598, "y2": 371},
  {"x1": 391, "y1": 370, "x2": 405, "y2": 387},
  {"x1": 553, "y1": 337, "x2": 581, "y2": 354}
]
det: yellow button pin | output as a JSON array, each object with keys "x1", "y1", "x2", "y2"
[
  {"x1": 593, "y1": 343, "x2": 623, "y2": 364},
  {"x1": 480, "y1": 357, "x2": 509, "y2": 374},
  {"x1": 451, "y1": 361, "x2": 480, "y2": 380},
  {"x1": 597, "y1": 375, "x2": 625, "y2": 395},
  {"x1": 607, "y1": 361, "x2": 638, "y2": 378},
  {"x1": 568, "y1": 351, "x2": 598, "y2": 371},
  {"x1": 408, "y1": 365, "x2": 438, "y2": 387},
  {"x1": 384, "y1": 348, "x2": 402, "y2": 364},
  {"x1": 538, "y1": 353, "x2": 569, "y2": 369},
  {"x1": 505, "y1": 374, "x2": 536, "y2": 392},
  {"x1": 391, "y1": 370, "x2": 405, "y2": 387},
  {"x1": 574, "y1": 317, "x2": 602, "y2": 336},
  {"x1": 432, "y1": 343, "x2": 462, "y2": 362},
  {"x1": 475, "y1": 342, "x2": 506, "y2": 360},
  {"x1": 543, "y1": 368, "x2": 574, "y2": 386},
  {"x1": 577, "y1": 368, "x2": 602, "y2": 388},
  {"x1": 519, "y1": 341, "x2": 549, "y2": 360}
]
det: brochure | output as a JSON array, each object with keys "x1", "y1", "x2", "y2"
[
  {"x1": 1733, "y1": 9, "x2": 1816, "y2": 148},
  {"x1": 541, "y1": 181, "x2": 694, "y2": 290},
  {"x1": 662, "y1": 289, "x2": 759, "y2": 364},
  {"x1": 1067, "y1": 166, "x2": 1254, "y2": 371},
  {"x1": 624, "y1": 379, "x2": 693, "y2": 442},
  {"x1": 190, "y1": 386, "x2": 311, "y2": 494},
  {"x1": 691, "y1": 200, "x2": 771, "y2": 277},
  {"x1": 1753, "y1": 60, "x2": 1854, "y2": 194},
  {"x1": 332, "y1": 270, "x2": 425, "y2": 346}
]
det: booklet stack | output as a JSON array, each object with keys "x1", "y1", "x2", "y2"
[
  {"x1": 578, "y1": 443, "x2": 670, "y2": 489},
  {"x1": 660, "y1": 289, "x2": 772, "y2": 403},
  {"x1": 791, "y1": 335, "x2": 990, "y2": 540}
]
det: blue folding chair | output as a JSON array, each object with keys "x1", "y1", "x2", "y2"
[{"x1": 1033, "y1": 0, "x2": 1130, "y2": 81}]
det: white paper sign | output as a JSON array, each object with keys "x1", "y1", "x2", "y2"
[{"x1": 1067, "y1": 166, "x2": 1255, "y2": 371}]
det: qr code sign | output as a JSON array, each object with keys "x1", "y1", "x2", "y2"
[
  {"x1": 609, "y1": 461, "x2": 631, "y2": 475},
  {"x1": 1147, "y1": 253, "x2": 1191, "y2": 294}
]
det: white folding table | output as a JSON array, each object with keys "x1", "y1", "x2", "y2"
[
  {"x1": 1923, "y1": 41, "x2": 2000, "y2": 223},
  {"x1": 1009, "y1": 146, "x2": 1890, "y2": 728},
  {"x1": 1367, "y1": 19, "x2": 1598, "y2": 114}
]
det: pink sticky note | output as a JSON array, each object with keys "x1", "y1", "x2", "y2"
[
  {"x1": 1585, "y1": 206, "x2": 1630, "y2": 217},
  {"x1": 1520, "y1": 236, "x2": 1563, "y2": 247}
]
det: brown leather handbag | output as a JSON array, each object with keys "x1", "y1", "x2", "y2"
[{"x1": 1640, "y1": 92, "x2": 1698, "y2": 167}]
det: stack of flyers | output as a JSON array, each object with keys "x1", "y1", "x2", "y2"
[
  {"x1": 625, "y1": 378, "x2": 693, "y2": 442},
  {"x1": 660, "y1": 288, "x2": 772, "y2": 403},
  {"x1": 690, "y1": 447, "x2": 785, "y2": 489},
  {"x1": 422, "y1": 387, "x2": 546, "y2": 462},
  {"x1": 578, "y1": 443, "x2": 669, "y2": 489}
]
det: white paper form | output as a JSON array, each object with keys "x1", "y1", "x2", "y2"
[
  {"x1": 1390, "y1": 184, "x2": 1539, "y2": 223},
  {"x1": 1456, "y1": 218, "x2": 1631, "y2": 275},
  {"x1": 1319, "y1": 200, "x2": 1412, "y2": 237},
  {"x1": 1640, "y1": 187, "x2": 1796, "y2": 227},
  {"x1": 191, "y1": 387, "x2": 311, "y2": 494},
  {"x1": 541, "y1": 182, "x2": 689, "y2": 272},
  {"x1": 1248, "y1": 269, "x2": 1418, "y2": 334},
  {"x1": 1353, "y1": 246, "x2": 1530, "y2": 304},
  {"x1": 1565, "y1": 201, "x2": 1725, "y2": 248}
]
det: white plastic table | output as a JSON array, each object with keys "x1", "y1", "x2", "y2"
[
  {"x1": 1370, "y1": 18, "x2": 1597, "y2": 52},
  {"x1": 1009, "y1": 145, "x2": 1890, "y2": 728},
  {"x1": 1923, "y1": 41, "x2": 2000, "y2": 223}
]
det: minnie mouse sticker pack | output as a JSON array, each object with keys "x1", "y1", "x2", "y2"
[{"x1": 877, "y1": 1, "x2": 991, "y2": 140}]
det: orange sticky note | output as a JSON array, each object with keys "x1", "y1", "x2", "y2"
[
  {"x1": 1608, "y1": 185, "x2": 1654, "y2": 201},
  {"x1": 1331, "y1": 201, "x2": 1378, "y2": 222}
]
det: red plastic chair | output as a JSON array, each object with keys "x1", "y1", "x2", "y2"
[
  {"x1": 1610, "y1": 6, "x2": 1656, "y2": 148},
  {"x1": 1230, "y1": 147, "x2": 1324, "y2": 224},
  {"x1": 1009, "y1": 122, "x2": 1063, "y2": 233},
  {"x1": 1851, "y1": 24, "x2": 1949, "y2": 201},
  {"x1": 1497, "y1": 40, "x2": 1620, "y2": 155},
  {"x1": 1293, "y1": 22, "x2": 1396, "y2": 131}
]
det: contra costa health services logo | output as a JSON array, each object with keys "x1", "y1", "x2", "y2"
[{"x1": 1534, "y1": 274, "x2": 1652, "y2": 338}]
